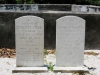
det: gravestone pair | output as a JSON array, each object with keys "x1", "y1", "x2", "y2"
[{"x1": 13, "y1": 15, "x2": 88, "y2": 72}]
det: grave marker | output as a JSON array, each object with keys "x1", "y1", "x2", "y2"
[
  {"x1": 54, "y1": 16, "x2": 88, "y2": 72},
  {"x1": 13, "y1": 16, "x2": 47, "y2": 73}
]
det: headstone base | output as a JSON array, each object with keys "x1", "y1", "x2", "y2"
[
  {"x1": 12, "y1": 67, "x2": 48, "y2": 73},
  {"x1": 53, "y1": 66, "x2": 89, "y2": 72}
]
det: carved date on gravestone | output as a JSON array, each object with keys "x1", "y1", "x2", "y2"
[{"x1": 15, "y1": 16, "x2": 44, "y2": 67}]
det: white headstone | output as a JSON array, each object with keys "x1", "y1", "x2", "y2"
[
  {"x1": 56, "y1": 16, "x2": 85, "y2": 67},
  {"x1": 15, "y1": 16, "x2": 44, "y2": 67}
]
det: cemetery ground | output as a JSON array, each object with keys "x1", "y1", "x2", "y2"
[{"x1": 0, "y1": 48, "x2": 100, "y2": 75}]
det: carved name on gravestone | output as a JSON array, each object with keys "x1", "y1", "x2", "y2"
[
  {"x1": 56, "y1": 16, "x2": 85, "y2": 67},
  {"x1": 15, "y1": 16, "x2": 44, "y2": 67}
]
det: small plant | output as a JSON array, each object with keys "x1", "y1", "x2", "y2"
[
  {"x1": 91, "y1": 52, "x2": 97, "y2": 56},
  {"x1": 48, "y1": 62, "x2": 54, "y2": 71},
  {"x1": 44, "y1": 54, "x2": 46, "y2": 58},
  {"x1": 44, "y1": 49, "x2": 48, "y2": 55}
]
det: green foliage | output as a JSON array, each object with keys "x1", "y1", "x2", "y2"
[
  {"x1": 48, "y1": 62, "x2": 54, "y2": 71},
  {"x1": 44, "y1": 49, "x2": 48, "y2": 55},
  {"x1": 16, "y1": 0, "x2": 34, "y2": 4},
  {"x1": 76, "y1": 0, "x2": 100, "y2": 5},
  {"x1": 16, "y1": 0, "x2": 20, "y2": 4},
  {"x1": 1, "y1": 0, "x2": 100, "y2": 5},
  {"x1": 44, "y1": 49, "x2": 47, "y2": 58},
  {"x1": 24, "y1": 0, "x2": 34, "y2": 4}
]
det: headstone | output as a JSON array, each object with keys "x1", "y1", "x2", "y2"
[
  {"x1": 54, "y1": 16, "x2": 88, "y2": 72},
  {"x1": 13, "y1": 16, "x2": 47, "y2": 73}
]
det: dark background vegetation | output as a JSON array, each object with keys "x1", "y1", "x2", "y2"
[{"x1": 0, "y1": 0, "x2": 100, "y2": 5}]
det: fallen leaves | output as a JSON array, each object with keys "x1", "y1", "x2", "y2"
[
  {"x1": 47, "y1": 50, "x2": 55, "y2": 54},
  {"x1": 0, "y1": 48, "x2": 16, "y2": 58},
  {"x1": 0, "y1": 48, "x2": 99, "y2": 58},
  {"x1": 44, "y1": 49, "x2": 55, "y2": 55},
  {"x1": 84, "y1": 51, "x2": 99, "y2": 56}
]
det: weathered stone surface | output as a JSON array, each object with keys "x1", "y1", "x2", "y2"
[
  {"x1": 0, "y1": 4, "x2": 71, "y2": 11},
  {"x1": 56, "y1": 16, "x2": 85, "y2": 67},
  {"x1": 12, "y1": 67, "x2": 48, "y2": 73},
  {"x1": 15, "y1": 16, "x2": 44, "y2": 67},
  {"x1": 53, "y1": 67, "x2": 88, "y2": 72},
  {"x1": 72, "y1": 5, "x2": 100, "y2": 12}
]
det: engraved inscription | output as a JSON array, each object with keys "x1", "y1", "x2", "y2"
[
  {"x1": 56, "y1": 16, "x2": 85, "y2": 67},
  {"x1": 15, "y1": 16, "x2": 44, "y2": 67}
]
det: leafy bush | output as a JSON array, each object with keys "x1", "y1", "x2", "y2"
[{"x1": 1, "y1": 0, "x2": 100, "y2": 6}]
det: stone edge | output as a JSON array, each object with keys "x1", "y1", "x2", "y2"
[
  {"x1": 12, "y1": 67, "x2": 48, "y2": 73},
  {"x1": 53, "y1": 66, "x2": 89, "y2": 73}
]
